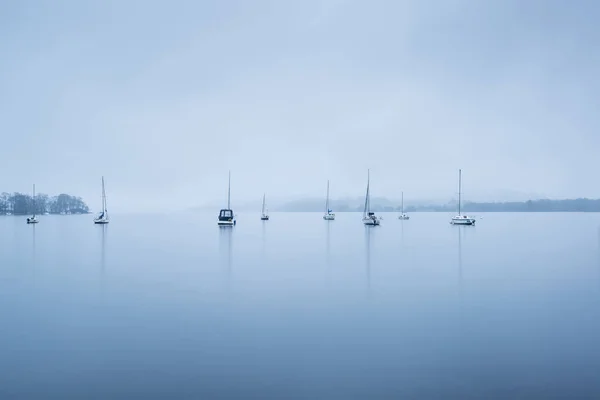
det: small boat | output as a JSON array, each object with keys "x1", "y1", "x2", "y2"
[
  {"x1": 323, "y1": 180, "x2": 335, "y2": 220},
  {"x1": 362, "y1": 169, "x2": 381, "y2": 226},
  {"x1": 261, "y1": 193, "x2": 269, "y2": 221},
  {"x1": 218, "y1": 171, "x2": 236, "y2": 226},
  {"x1": 94, "y1": 176, "x2": 109, "y2": 224},
  {"x1": 27, "y1": 184, "x2": 39, "y2": 224},
  {"x1": 450, "y1": 169, "x2": 476, "y2": 225},
  {"x1": 398, "y1": 191, "x2": 410, "y2": 220}
]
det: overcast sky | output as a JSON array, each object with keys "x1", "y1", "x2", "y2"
[{"x1": 1, "y1": 0, "x2": 599, "y2": 212}]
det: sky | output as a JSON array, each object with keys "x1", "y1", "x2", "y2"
[{"x1": 1, "y1": 0, "x2": 599, "y2": 212}]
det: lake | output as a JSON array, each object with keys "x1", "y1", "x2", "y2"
[{"x1": 1, "y1": 212, "x2": 599, "y2": 399}]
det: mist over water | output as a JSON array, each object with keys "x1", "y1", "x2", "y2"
[{"x1": 1, "y1": 212, "x2": 599, "y2": 398}]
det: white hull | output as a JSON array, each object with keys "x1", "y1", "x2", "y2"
[
  {"x1": 323, "y1": 213, "x2": 335, "y2": 220},
  {"x1": 398, "y1": 214, "x2": 410, "y2": 220},
  {"x1": 27, "y1": 218, "x2": 38, "y2": 224},
  {"x1": 451, "y1": 216, "x2": 475, "y2": 225},
  {"x1": 218, "y1": 220, "x2": 236, "y2": 226},
  {"x1": 94, "y1": 218, "x2": 109, "y2": 224}
]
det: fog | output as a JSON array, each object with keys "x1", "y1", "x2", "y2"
[{"x1": 1, "y1": 0, "x2": 599, "y2": 212}]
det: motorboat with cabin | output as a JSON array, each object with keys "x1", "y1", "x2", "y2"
[{"x1": 218, "y1": 171, "x2": 236, "y2": 226}]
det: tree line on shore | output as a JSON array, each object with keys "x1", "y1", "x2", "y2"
[
  {"x1": 0, "y1": 192, "x2": 90, "y2": 215},
  {"x1": 274, "y1": 198, "x2": 600, "y2": 212}
]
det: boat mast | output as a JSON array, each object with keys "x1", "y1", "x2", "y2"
[
  {"x1": 401, "y1": 191, "x2": 404, "y2": 214},
  {"x1": 363, "y1": 169, "x2": 370, "y2": 217},
  {"x1": 262, "y1": 193, "x2": 266, "y2": 215},
  {"x1": 32, "y1": 184, "x2": 36, "y2": 217},
  {"x1": 458, "y1": 169, "x2": 462, "y2": 216},
  {"x1": 325, "y1": 180, "x2": 330, "y2": 213},
  {"x1": 101, "y1": 176, "x2": 107, "y2": 213},
  {"x1": 227, "y1": 170, "x2": 231, "y2": 210}
]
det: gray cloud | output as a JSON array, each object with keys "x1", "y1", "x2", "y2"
[{"x1": 1, "y1": 0, "x2": 598, "y2": 212}]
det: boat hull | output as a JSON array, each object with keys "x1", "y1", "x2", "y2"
[
  {"x1": 94, "y1": 219, "x2": 109, "y2": 224},
  {"x1": 398, "y1": 214, "x2": 410, "y2": 220},
  {"x1": 451, "y1": 216, "x2": 475, "y2": 225},
  {"x1": 363, "y1": 218, "x2": 380, "y2": 226},
  {"x1": 323, "y1": 214, "x2": 335, "y2": 220},
  {"x1": 218, "y1": 220, "x2": 236, "y2": 226},
  {"x1": 27, "y1": 219, "x2": 38, "y2": 224},
  {"x1": 261, "y1": 216, "x2": 269, "y2": 221}
]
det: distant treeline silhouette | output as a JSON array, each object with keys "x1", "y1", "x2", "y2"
[
  {"x1": 0, "y1": 192, "x2": 90, "y2": 215},
  {"x1": 415, "y1": 199, "x2": 600, "y2": 212},
  {"x1": 277, "y1": 198, "x2": 600, "y2": 212}
]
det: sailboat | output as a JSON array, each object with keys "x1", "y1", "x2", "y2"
[
  {"x1": 450, "y1": 169, "x2": 476, "y2": 225},
  {"x1": 323, "y1": 180, "x2": 335, "y2": 220},
  {"x1": 218, "y1": 171, "x2": 236, "y2": 226},
  {"x1": 26, "y1": 184, "x2": 39, "y2": 224},
  {"x1": 261, "y1": 193, "x2": 269, "y2": 221},
  {"x1": 94, "y1": 176, "x2": 109, "y2": 224},
  {"x1": 398, "y1": 191, "x2": 410, "y2": 220},
  {"x1": 362, "y1": 169, "x2": 381, "y2": 226}
]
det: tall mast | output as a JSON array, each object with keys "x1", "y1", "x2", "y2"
[
  {"x1": 32, "y1": 184, "x2": 36, "y2": 217},
  {"x1": 401, "y1": 191, "x2": 404, "y2": 214},
  {"x1": 262, "y1": 193, "x2": 266, "y2": 215},
  {"x1": 101, "y1": 176, "x2": 106, "y2": 212},
  {"x1": 325, "y1": 180, "x2": 330, "y2": 213},
  {"x1": 227, "y1": 170, "x2": 231, "y2": 210},
  {"x1": 458, "y1": 169, "x2": 462, "y2": 216},
  {"x1": 367, "y1": 169, "x2": 371, "y2": 213},
  {"x1": 363, "y1": 169, "x2": 370, "y2": 216}
]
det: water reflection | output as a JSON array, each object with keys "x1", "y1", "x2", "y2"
[
  {"x1": 219, "y1": 227, "x2": 233, "y2": 287},
  {"x1": 365, "y1": 226, "x2": 372, "y2": 297},
  {"x1": 100, "y1": 224, "x2": 107, "y2": 273},
  {"x1": 326, "y1": 221, "x2": 331, "y2": 266},
  {"x1": 261, "y1": 220, "x2": 266, "y2": 259},
  {"x1": 457, "y1": 225, "x2": 465, "y2": 331},
  {"x1": 400, "y1": 218, "x2": 405, "y2": 246},
  {"x1": 31, "y1": 224, "x2": 36, "y2": 275},
  {"x1": 458, "y1": 225, "x2": 463, "y2": 284}
]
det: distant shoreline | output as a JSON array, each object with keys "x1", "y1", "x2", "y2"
[{"x1": 193, "y1": 198, "x2": 600, "y2": 213}]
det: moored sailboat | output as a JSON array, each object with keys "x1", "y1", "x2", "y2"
[
  {"x1": 261, "y1": 193, "x2": 269, "y2": 221},
  {"x1": 323, "y1": 180, "x2": 335, "y2": 220},
  {"x1": 26, "y1": 184, "x2": 39, "y2": 224},
  {"x1": 398, "y1": 191, "x2": 410, "y2": 220},
  {"x1": 94, "y1": 177, "x2": 109, "y2": 224},
  {"x1": 362, "y1": 169, "x2": 381, "y2": 226},
  {"x1": 450, "y1": 169, "x2": 475, "y2": 225}
]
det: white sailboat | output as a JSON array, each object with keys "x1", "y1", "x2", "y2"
[
  {"x1": 451, "y1": 169, "x2": 476, "y2": 225},
  {"x1": 398, "y1": 191, "x2": 410, "y2": 220},
  {"x1": 26, "y1": 184, "x2": 39, "y2": 224},
  {"x1": 323, "y1": 180, "x2": 335, "y2": 220},
  {"x1": 218, "y1": 171, "x2": 236, "y2": 226},
  {"x1": 362, "y1": 169, "x2": 381, "y2": 226},
  {"x1": 261, "y1": 193, "x2": 269, "y2": 221},
  {"x1": 94, "y1": 176, "x2": 109, "y2": 224}
]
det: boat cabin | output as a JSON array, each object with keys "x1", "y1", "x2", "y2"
[{"x1": 219, "y1": 209, "x2": 234, "y2": 222}]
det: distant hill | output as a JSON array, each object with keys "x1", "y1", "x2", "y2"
[{"x1": 191, "y1": 197, "x2": 600, "y2": 213}]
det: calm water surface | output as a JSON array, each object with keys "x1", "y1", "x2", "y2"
[{"x1": 1, "y1": 212, "x2": 599, "y2": 399}]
